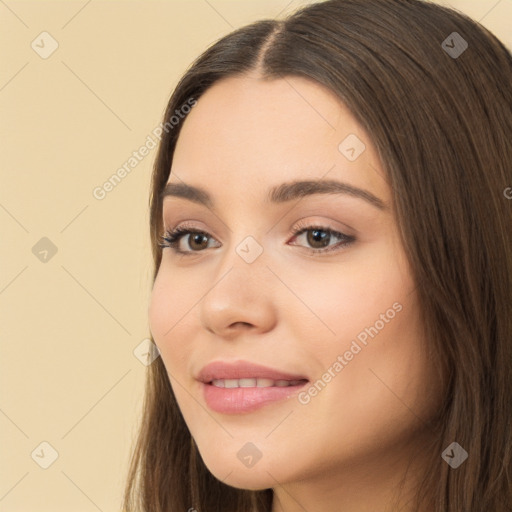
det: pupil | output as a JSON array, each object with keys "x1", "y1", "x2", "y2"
[
  {"x1": 308, "y1": 229, "x2": 330, "y2": 248},
  {"x1": 191, "y1": 234, "x2": 207, "y2": 250}
]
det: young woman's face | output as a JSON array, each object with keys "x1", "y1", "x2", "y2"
[{"x1": 149, "y1": 74, "x2": 442, "y2": 493}]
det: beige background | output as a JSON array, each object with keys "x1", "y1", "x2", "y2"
[{"x1": 0, "y1": 1, "x2": 510, "y2": 510}]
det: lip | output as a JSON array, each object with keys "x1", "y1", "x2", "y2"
[{"x1": 197, "y1": 360, "x2": 309, "y2": 414}]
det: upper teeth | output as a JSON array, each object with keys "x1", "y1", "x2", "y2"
[{"x1": 211, "y1": 378, "x2": 303, "y2": 388}]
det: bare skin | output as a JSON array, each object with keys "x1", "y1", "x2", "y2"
[{"x1": 149, "y1": 73, "x2": 443, "y2": 512}]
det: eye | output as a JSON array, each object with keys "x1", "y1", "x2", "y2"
[
  {"x1": 159, "y1": 222, "x2": 356, "y2": 256},
  {"x1": 288, "y1": 223, "x2": 355, "y2": 254},
  {"x1": 159, "y1": 225, "x2": 220, "y2": 254}
]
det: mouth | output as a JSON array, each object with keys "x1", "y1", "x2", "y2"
[
  {"x1": 209, "y1": 378, "x2": 307, "y2": 388},
  {"x1": 197, "y1": 361, "x2": 309, "y2": 414}
]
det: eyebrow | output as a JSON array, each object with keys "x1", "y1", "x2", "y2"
[{"x1": 160, "y1": 179, "x2": 387, "y2": 210}]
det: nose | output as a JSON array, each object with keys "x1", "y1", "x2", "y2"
[{"x1": 199, "y1": 243, "x2": 278, "y2": 339}]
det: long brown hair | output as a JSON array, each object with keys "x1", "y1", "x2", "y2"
[{"x1": 123, "y1": 1, "x2": 512, "y2": 510}]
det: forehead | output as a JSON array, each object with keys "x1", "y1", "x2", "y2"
[{"x1": 169, "y1": 74, "x2": 388, "y2": 204}]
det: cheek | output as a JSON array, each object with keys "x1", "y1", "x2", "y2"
[
  {"x1": 292, "y1": 241, "x2": 438, "y2": 434},
  {"x1": 322, "y1": 292, "x2": 435, "y2": 425},
  {"x1": 148, "y1": 267, "x2": 197, "y2": 375},
  {"x1": 287, "y1": 290, "x2": 438, "y2": 481},
  {"x1": 283, "y1": 240, "x2": 411, "y2": 349}
]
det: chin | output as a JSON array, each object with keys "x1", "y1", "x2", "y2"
[
  {"x1": 218, "y1": 471, "x2": 275, "y2": 491},
  {"x1": 201, "y1": 455, "x2": 276, "y2": 490}
]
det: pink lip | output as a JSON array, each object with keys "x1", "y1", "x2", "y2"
[{"x1": 197, "y1": 360, "x2": 309, "y2": 414}]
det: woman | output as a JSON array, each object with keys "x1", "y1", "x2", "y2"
[{"x1": 123, "y1": 0, "x2": 512, "y2": 510}]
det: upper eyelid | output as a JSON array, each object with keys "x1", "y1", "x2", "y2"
[
  {"x1": 161, "y1": 198, "x2": 367, "y2": 231},
  {"x1": 163, "y1": 213, "x2": 356, "y2": 234},
  {"x1": 163, "y1": 223, "x2": 350, "y2": 240}
]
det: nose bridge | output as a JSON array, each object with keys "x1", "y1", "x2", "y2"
[
  {"x1": 214, "y1": 206, "x2": 269, "y2": 280},
  {"x1": 213, "y1": 231, "x2": 270, "y2": 300}
]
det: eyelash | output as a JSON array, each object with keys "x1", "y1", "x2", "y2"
[{"x1": 159, "y1": 221, "x2": 355, "y2": 257}]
